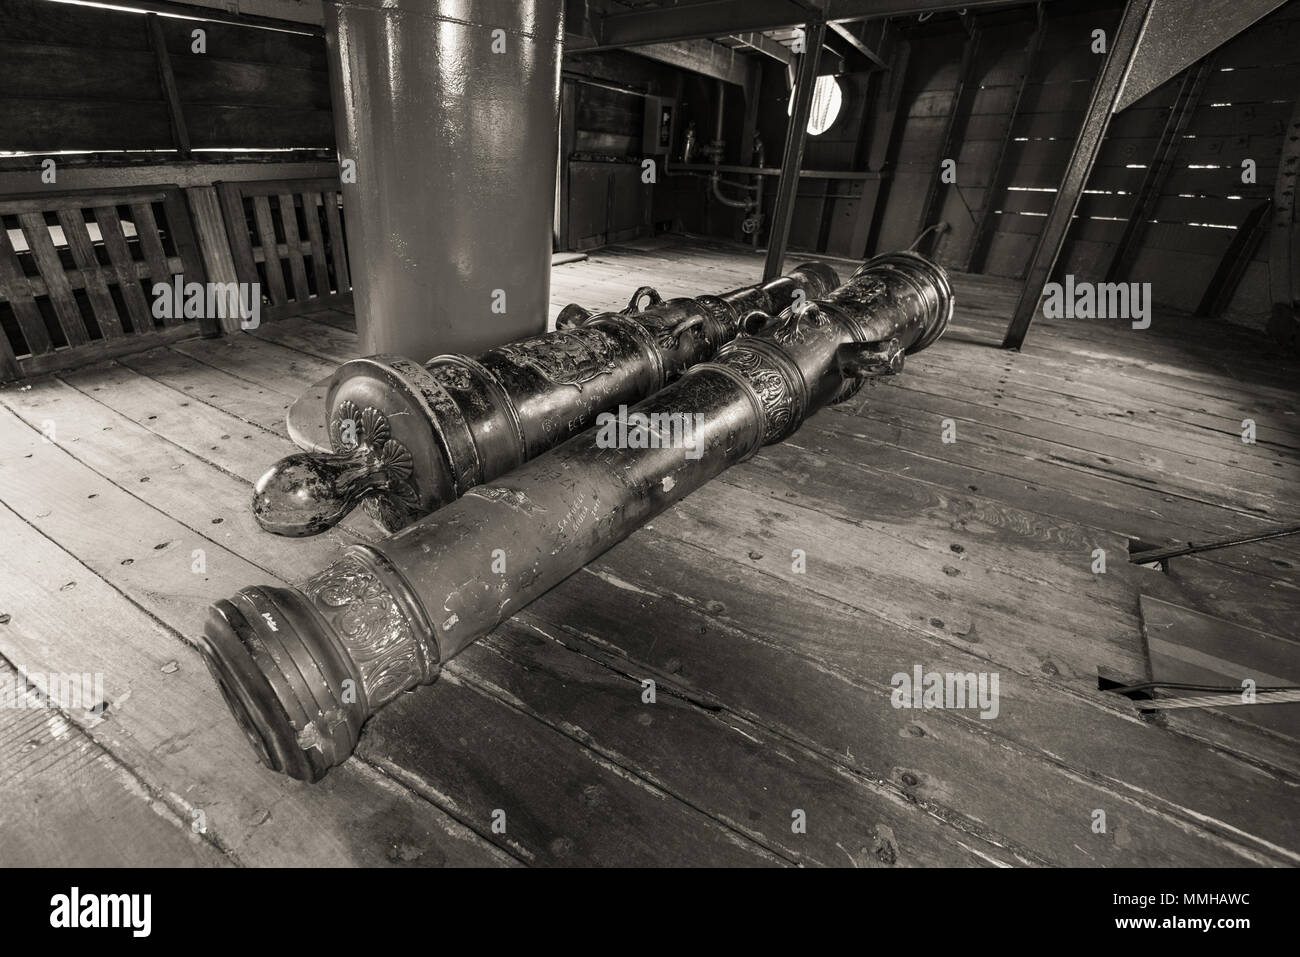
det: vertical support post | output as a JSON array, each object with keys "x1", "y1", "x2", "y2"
[
  {"x1": 1266, "y1": 86, "x2": 1300, "y2": 350},
  {"x1": 847, "y1": 22, "x2": 910, "y2": 258},
  {"x1": 1194, "y1": 198, "x2": 1273, "y2": 316},
  {"x1": 965, "y1": 6, "x2": 1045, "y2": 273},
  {"x1": 325, "y1": 0, "x2": 566, "y2": 359},
  {"x1": 740, "y1": 55, "x2": 763, "y2": 167},
  {"x1": 763, "y1": 19, "x2": 827, "y2": 281},
  {"x1": 146, "y1": 13, "x2": 191, "y2": 158},
  {"x1": 1002, "y1": 0, "x2": 1156, "y2": 350},
  {"x1": 556, "y1": 79, "x2": 576, "y2": 251},
  {"x1": 1104, "y1": 57, "x2": 1211, "y2": 282},
  {"x1": 916, "y1": 15, "x2": 982, "y2": 258}
]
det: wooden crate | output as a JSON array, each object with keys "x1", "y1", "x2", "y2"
[
  {"x1": 0, "y1": 186, "x2": 207, "y2": 382},
  {"x1": 216, "y1": 177, "x2": 350, "y2": 322}
]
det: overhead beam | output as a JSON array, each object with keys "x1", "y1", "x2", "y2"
[
  {"x1": 1114, "y1": 0, "x2": 1290, "y2": 111},
  {"x1": 69, "y1": 0, "x2": 325, "y2": 30},
  {"x1": 636, "y1": 38, "x2": 755, "y2": 87},
  {"x1": 828, "y1": 21, "x2": 887, "y2": 68},
  {"x1": 731, "y1": 30, "x2": 794, "y2": 66},
  {"x1": 589, "y1": 0, "x2": 1036, "y2": 50},
  {"x1": 730, "y1": 30, "x2": 842, "y2": 78},
  {"x1": 1001, "y1": 0, "x2": 1155, "y2": 350},
  {"x1": 763, "y1": 19, "x2": 827, "y2": 280}
]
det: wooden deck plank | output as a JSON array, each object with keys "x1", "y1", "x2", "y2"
[
  {"x1": 880, "y1": 375, "x2": 1298, "y2": 496},
  {"x1": 517, "y1": 536, "x2": 1299, "y2": 864},
  {"x1": 170, "y1": 331, "x2": 337, "y2": 397},
  {"x1": 249, "y1": 314, "x2": 361, "y2": 364},
  {"x1": 0, "y1": 660, "x2": 232, "y2": 868},
  {"x1": 796, "y1": 407, "x2": 1295, "y2": 574},
  {"x1": 6, "y1": 369, "x2": 372, "y2": 573},
  {"x1": 801, "y1": 408, "x2": 1299, "y2": 578},
  {"x1": 0, "y1": 498, "x2": 515, "y2": 868},
  {"x1": 2, "y1": 236, "x2": 1293, "y2": 866},
  {"x1": 908, "y1": 347, "x2": 1300, "y2": 457},
  {"x1": 362, "y1": 670, "x2": 786, "y2": 867},
  {"x1": 117, "y1": 344, "x2": 300, "y2": 438},
  {"x1": 420, "y1": 625, "x2": 1026, "y2": 867},
  {"x1": 660, "y1": 477, "x2": 1146, "y2": 683},
  {"x1": 0, "y1": 376, "x2": 789, "y2": 866}
]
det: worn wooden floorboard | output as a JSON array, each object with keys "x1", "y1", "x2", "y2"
[
  {"x1": 801, "y1": 408, "x2": 1295, "y2": 573},
  {"x1": 0, "y1": 500, "x2": 514, "y2": 868},
  {"x1": 1, "y1": 238, "x2": 1294, "y2": 866},
  {"x1": 0, "y1": 661, "x2": 228, "y2": 868},
  {"x1": 255, "y1": 240, "x2": 1299, "y2": 856},
  {"x1": 0, "y1": 377, "x2": 805, "y2": 866},
  {"x1": 515, "y1": 544, "x2": 1299, "y2": 865},
  {"x1": 94, "y1": 347, "x2": 1024, "y2": 865}
]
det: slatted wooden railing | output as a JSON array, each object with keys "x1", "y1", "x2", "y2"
[
  {"x1": 0, "y1": 186, "x2": 208, "y2": 381},
  {"x1": 216, "y1": 177, "x2": 350, "y2": 322}
]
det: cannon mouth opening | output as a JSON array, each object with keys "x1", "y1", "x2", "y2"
[{"x1": 197, "y1": 597, "x2": 335, "y2": 783}]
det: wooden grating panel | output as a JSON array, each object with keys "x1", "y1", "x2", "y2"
[
  {"x1": 216, "y1": 177, "x2": 351, "y2": 321},
  {"x1": 0, "y1": 186, "x2": 206, "y2": 381}
]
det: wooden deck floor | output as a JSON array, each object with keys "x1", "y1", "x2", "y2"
[{"x1": 1, "y1": 236, "x2": 1297, "y2": 867}]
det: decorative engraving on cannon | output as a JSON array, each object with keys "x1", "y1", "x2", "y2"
[
  {"x1": 200, "y1": 251, "x2": 954, "y2": 782},
  {"x1": 301, "y1": 552, "x2": 427, "y2": 709},
  {"x1": 715, "y1": 342, "x2": 803, "y2": 444},
  {"x1": 494, "y1": 326, "x2": 619, "y2": 390},
  {"x1": 325, "y1": 399, "x2": 424, "y2": 531},
  {"x1": 252, "y1": 264, "x2": 841, "y2": 537}
]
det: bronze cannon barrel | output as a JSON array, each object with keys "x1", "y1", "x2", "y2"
[
  {"x1": 252, "y1": 263, "x2": 840, "y2": 536},
  {"x1": 200, "y1": 251, "x2": 953, "y2": 781}
]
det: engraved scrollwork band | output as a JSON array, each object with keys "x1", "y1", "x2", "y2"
[
  {"x1": 708, "y1": 337, "x2": 809, "y2": 446},
  {"x1": 301, "y1": 547, "x2": 439, "y2": 711}
]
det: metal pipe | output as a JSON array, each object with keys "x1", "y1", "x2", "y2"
[
  {"x1": 710, "y1": 175, "x2": 754, "y2": 208},
  {"x1": 714, "y1": 79, "x2": 726, "y2": 146},
  {"x1": 764, "y1": 20, "x2": 827, "y2": 280},
  {"x1": 251, "y1": 264, "x2": 841, "y2": 536},
  {"x1": 199, "y1": 251, "x2": 953, "y2": 782},
  {"x1": 324, "y1": 0, "x2": 565, "y2": 360}
]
